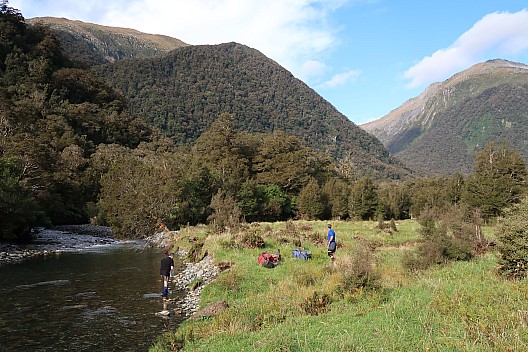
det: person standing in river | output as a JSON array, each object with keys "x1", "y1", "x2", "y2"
[{"x1": 160, "y1": 252, "x2": 174, "y2": 299}]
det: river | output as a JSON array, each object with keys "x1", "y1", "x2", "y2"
[{"x1": 0, "y1": 236, "x2": 183, "y2": 351}]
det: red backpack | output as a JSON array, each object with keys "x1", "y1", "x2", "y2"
[{"x1": 258, "y1": 249, "x2": 281, "y2": 268}]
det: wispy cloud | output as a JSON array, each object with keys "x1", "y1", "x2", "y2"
[
  {"x1": 299, "y1": 60, "x2": 328, "y2": 80},
  {"x1": 12, "y1": 0, "x2": 352, "y2": 79},
  {"x1": 318, "y1": 69, "x2": 361, "y2": 88},
  {"x1": 404, "y1": 9, "x2": 528, "y2": 88}
]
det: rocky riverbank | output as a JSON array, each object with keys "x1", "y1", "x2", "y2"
[
  {"x1": 145, "y1": 230, "x2": 221, "y2": 317},
  {"x1": 171, "y1": 251, "x2": 220, "y2": 316},
  {"x1": 0, "y1": 225, "x2": 117, "y2": 265}
]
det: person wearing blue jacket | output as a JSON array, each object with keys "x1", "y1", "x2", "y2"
[{"x1": 327, "y1": 224, "x2": 336, "y2": 263}]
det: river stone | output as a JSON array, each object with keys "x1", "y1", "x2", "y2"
[{"x1": 155, "y1": 310, "x2": 171, "y2": 317}]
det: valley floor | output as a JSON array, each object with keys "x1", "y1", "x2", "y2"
[{"x1": 150, "y1": 220, "x2": 528, "y2": 352}]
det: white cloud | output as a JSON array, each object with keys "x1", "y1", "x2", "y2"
[
  {"x1": 318, "y1": 69, "x2": 361, "y2": 88},
  {"x1": 404, "y1": 9, "x2": 528, "y2": 88},
  {"x1": 12, "y1": 0, "x2": 352, "y2": 79},
  {"x1": 299, "y1": 60, "x2": 328, "y2": 80}
]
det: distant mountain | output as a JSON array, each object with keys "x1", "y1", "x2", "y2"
[
  {"x1": 31, "y1": 17, "x2": 411, "y2": 180},
  {"x1": 28, "y1": 17, "x2": 187, "y2": 66},
  {"x1": 362, "y1": 59, "x2": 528, "y2": 175}
]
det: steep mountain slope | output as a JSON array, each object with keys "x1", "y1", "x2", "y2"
[
  {"x1": 28, "y1": 17, "x2": 188, "y2": 66},
  {"x1": 93, "y1": 42, "x2": 411, "y2": 180},
  {"x1": 29, "y1": 17, "x2": 410, "y2": 179},
  {"x1": 362, "y1": 59, "x2": 528, "y2": 175}
]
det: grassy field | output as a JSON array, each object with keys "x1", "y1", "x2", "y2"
[{"x1": 150, "y1": 220, "x2": 528, "y2": 352}]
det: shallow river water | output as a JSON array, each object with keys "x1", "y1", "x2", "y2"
[{"x1": 0, "y1": 240, "x2": 183, "y2": 351}]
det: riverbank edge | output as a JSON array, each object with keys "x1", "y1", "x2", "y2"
[
  {"x1": 0, "y1": 225, "x2": 115, "y2": 265},
  {"x1": 145, "y1": 231, "x2": 221, "y2": 318}
]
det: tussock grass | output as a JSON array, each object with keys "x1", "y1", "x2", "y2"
[{"x1": 150, "y1": 220, "x2": 528, "y2": 352}]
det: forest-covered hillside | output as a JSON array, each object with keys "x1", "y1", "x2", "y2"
[
  {"x1": 0, "y1": 3, "x2": 159, "y2": 240},
  {"x1": 30, "y1": 17, "x2": 411, "y2": 180},
  {"x1": 93, "y1": 42, "x2": 411, "y2": 180}
]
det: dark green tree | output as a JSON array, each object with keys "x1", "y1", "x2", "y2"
[
  {"x1": 253, "y1": 131, "x2": 333, "y2": 193},
  {"x1": 462, "y1": 142, "x2": 527, "y2": 220},
  {"x1": 0, "y1": 157, "x2": 40, "y2": 241},
  {"x1": 99, "y1": 152, "x2": 182, "y2": 238},
  {"x1": 260, "y1": 184, "x2": 293, "y2": 221},
  {"x1": 322, "y1": 177, "x2": 349, "y2": 219},
  {"x1": 497, "y1": 197, "x2": 528, "y2": 279},
  {"x1": 349, "y1": 177, "x2": 378, "y2": 220},
  {"x1": 192, "y1": 113, "x2": 253, "y2": 194},
  {"x1": 236, "y1": 179, "x2": 265, "y2": 222},
  {"x1": 378, "y1": 181, "x2": 411, "y2": 220},
  {"x1": 298, "y1": 178, "x2": 324, "y2": 220}
]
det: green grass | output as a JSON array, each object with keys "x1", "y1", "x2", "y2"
[{"x1": 150, "y1": 220, "x2": 528, "y2": 352}]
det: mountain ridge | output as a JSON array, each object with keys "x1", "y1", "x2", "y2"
[
  {"x1": 28, "y1": 17, "x2": 188, "y2": 65},
  {"x1": 362, "y1": 59, "x2": 528, "y2": 175}
]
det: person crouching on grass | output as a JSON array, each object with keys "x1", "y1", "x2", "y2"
[{"x1": 327, "y1": 224, "x2": 336, "y2": 265}]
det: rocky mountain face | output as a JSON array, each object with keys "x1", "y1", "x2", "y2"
[
  {"x1": 362, "y1": 59, "x2": 528, "y2": 175},
  {"x1": 32, "y1": 17, "x2": 411, "y2": 180},
  {"x1": 28, "y1": 17, "x2": 188, "y2": 66}
]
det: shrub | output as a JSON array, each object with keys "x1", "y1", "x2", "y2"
[
  {"x1": 239, "y1": 230, "x2": 265, "y2": 248},
  {"x1": 497, "y1": 197, "x2": 528, "y2": 279},
  {"x1": 215, "y1": 270, "x2": 241, "y2": 291},
  {"x1": 189, "y1": 278, "x2": 204, "y2": 291},
  {"x1": 390, "y1": 219, "x2": 398, "y2": 232},
  {"x1": 186, "y1": 239, "x2": 205, "y2": 263},
  {"x1": 337, "y1": 243, "x2": 380, "y2": 292},
  {"x1": 292, "y1": 266, "x2": 323, "y2": 286},
  {"x1": 300, "y1": 291, "x2": 331, "y2": 316},
  {"x1": 404, "y1": 206, "x2": 479, "y2": 271}
]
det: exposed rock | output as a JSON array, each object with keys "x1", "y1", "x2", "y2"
[
  {"x1": 171, "y1": 252, "x2": 221, "y2": 316},
  {"x1": 144, "y1": 231, "x2": 180, "y2": 249},
  {"x1": 155, "y1": 310, "x2": 171, "y2": 317},
  {"x1": 0, "y1": 225, "x2": 118, "y2": 265}
]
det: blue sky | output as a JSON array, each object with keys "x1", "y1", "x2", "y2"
[{"x1": 10, "y1": 0, "x2": 528, "y2": 124}]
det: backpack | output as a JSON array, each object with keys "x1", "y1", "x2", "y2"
[
  {"x1": 258, "y1": 249, "x2": 281, "y2": 268},
  {"x1": 292, "y1": 248, "x2": 312, "y2": 260}
]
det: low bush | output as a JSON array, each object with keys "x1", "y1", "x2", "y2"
[
  {"x1": 239, "y1": 230, "x2": 265, "y2": 248},
  {"x1": 292, "y1": 266, "x2": 323, "y2": 286},
  {"x1": 300, "y1": 291, "x2": 331, "y2": 316},
  {"x1": 186, "y1": 239, "x2": 205, "y2": 263},
  {"x1": 497, "y1": 197, "x2": 528, "y2": 279},
  {"x1": 404, "y1": 206, "x2": 480, "y2": 270},
  {"x1": 336, "y1": 243, "x2": 380, "y2": 292}
]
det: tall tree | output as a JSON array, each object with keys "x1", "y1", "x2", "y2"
[
  {"x1": 322, "y1": 177, "x2": 349, "y2": 219},
  {"x1": 298, "y1": 178, "x2": 324, "y2": 220},
  {"x1": 462, "y1": 142, "x2": 527, "y2": 220},
  {"x1": 378, "y1": 181, "x2": 411, "y2": 220},
  {"x1": 192, "y1": 113, "x2": 252, "y2": 195},
  {"x1": 349, "y1": 177, "x2": 378, "y2": 220},
  {"x1": 0, "y1": 157, "x2": 39, "y2": 241},
  {"x1": 253, "y1": 131, "x2": 333, "y2": 193}
]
